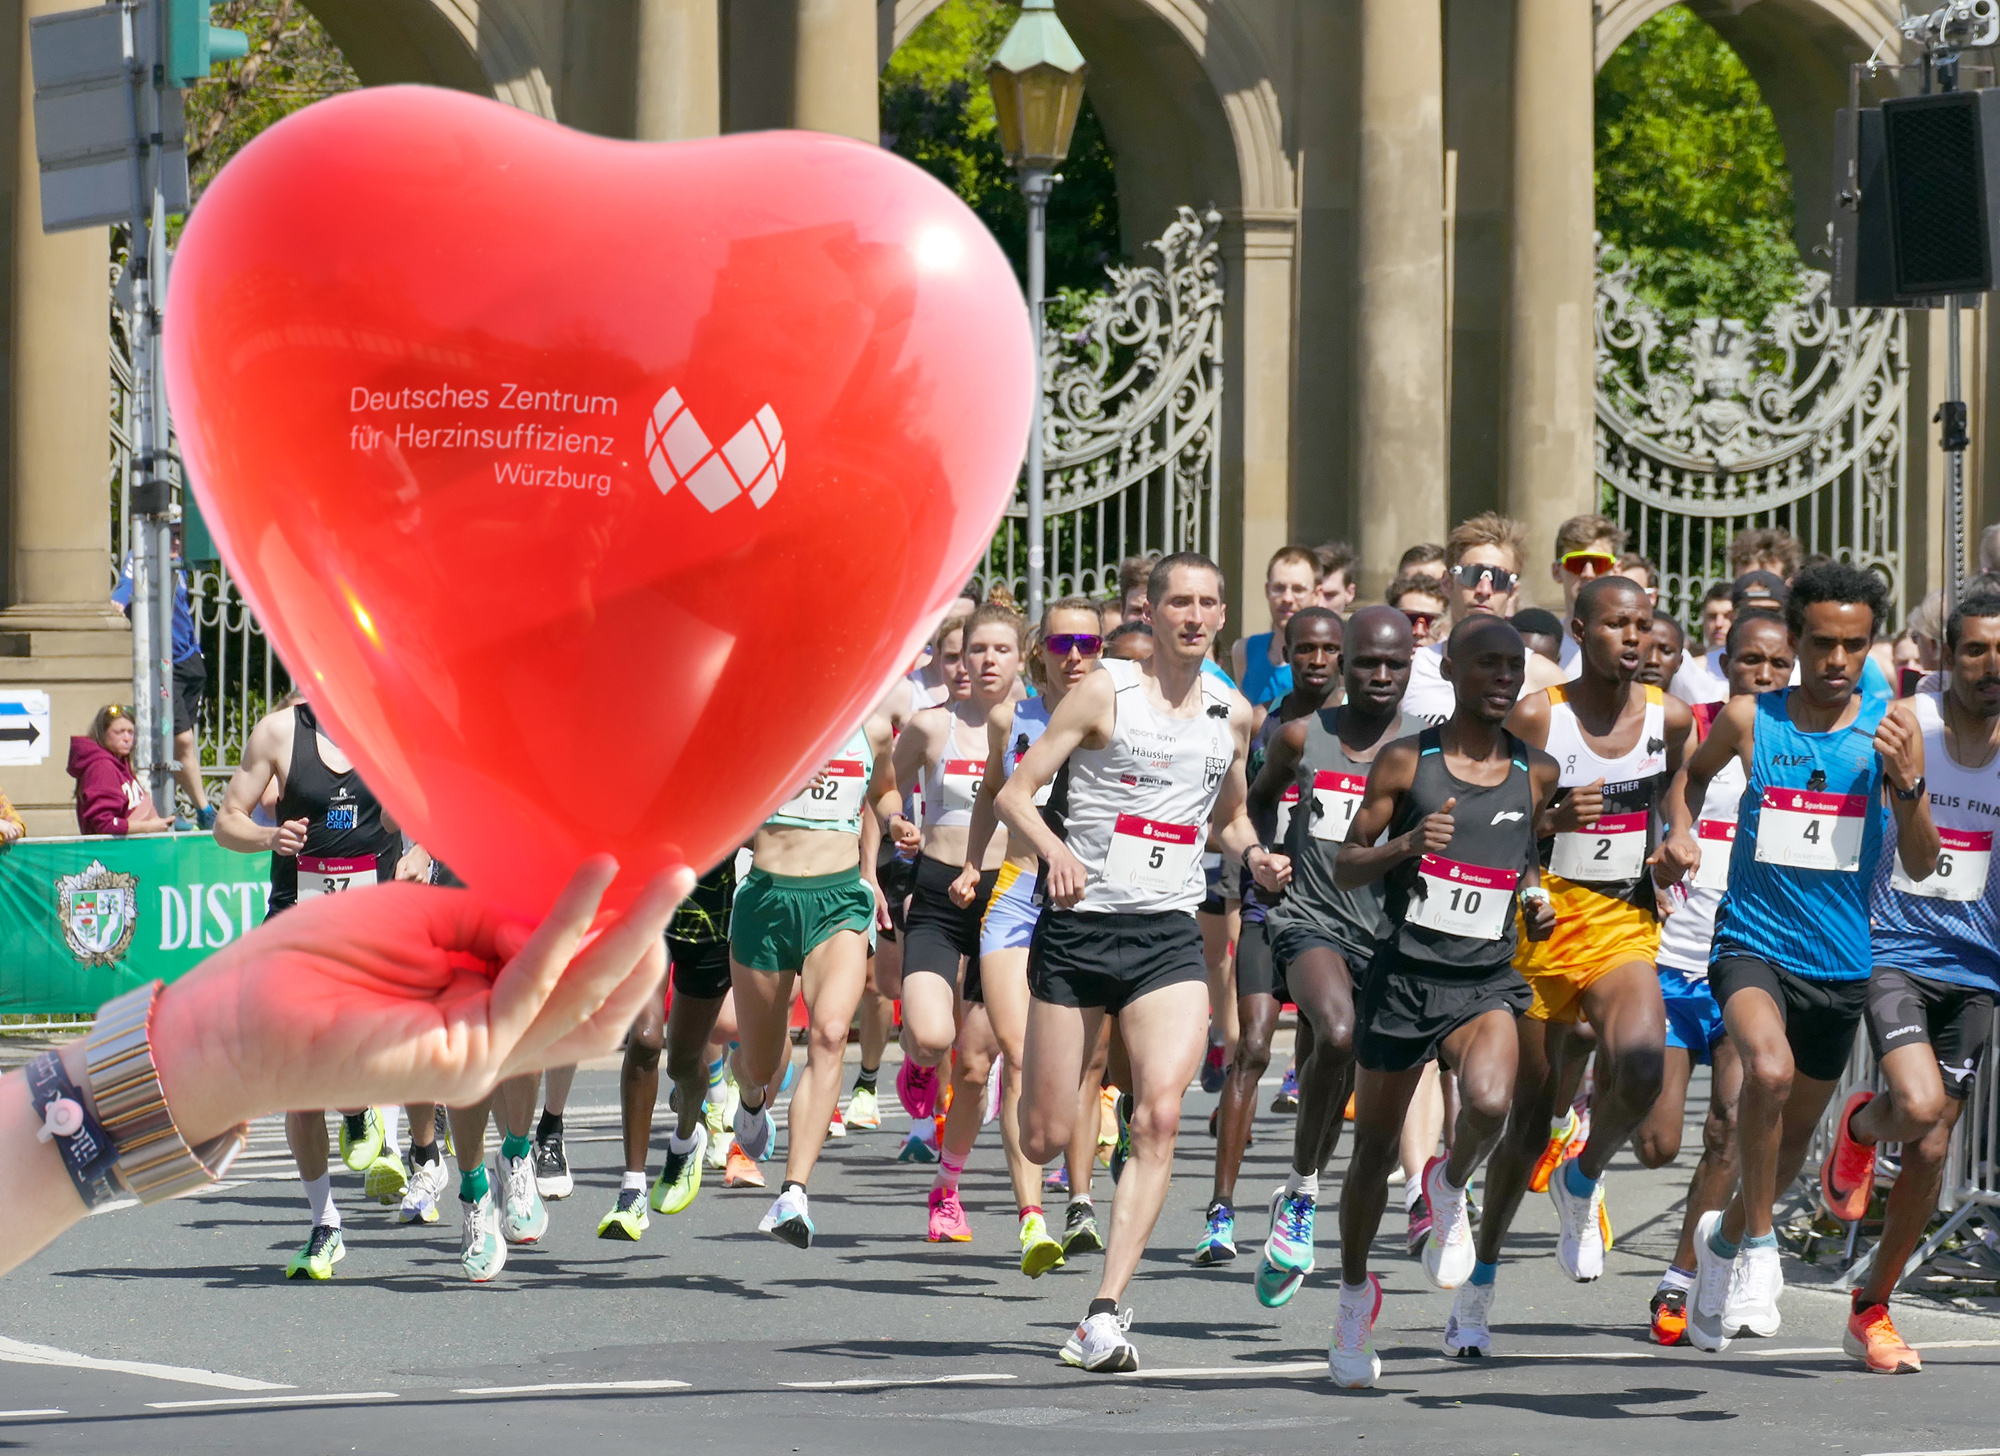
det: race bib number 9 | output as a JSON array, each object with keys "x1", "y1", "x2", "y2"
[
  {"x1": 298, "y1": 853, "x2": 379, "y2": 901},
  {"x1": 1891, "y1": 826, "x2": 1994, "y2": 901},
  {"x1": 1549, "y1": 810, "x2": 1649, "y2": 882},
  {"x1": 1755, "y1": 788, "x2": 1867, "y2": 873},
  {"x1": 1407, "y1": 855, "x2": 1519, "y2": 941},
  {"x1": 776, "y1": 759, "x2": 866, "y2": 822},
  {"x1": 1102, "y1": 814, "x2": 1200, "y2": 896},
  {"x1": 1692, "y1": 818, "x2": 1737, "y2": 892},
  {"x1": 940, "y1": 758, "x2": 985, "y2": 809},
  {"x1": 1309, "y1": 771, "x2": 1369, "y2": 843}
]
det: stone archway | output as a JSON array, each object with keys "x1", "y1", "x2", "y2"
[{"x1": 302, "y1": 0, "x2": 557, "y2": 118}]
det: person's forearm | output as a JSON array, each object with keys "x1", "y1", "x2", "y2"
[
  {"x1": 962, "y1": 790, "x2": 1001, "y2": 870},
  {"x1": 213, "y1": 808, "x2": 276, "y2": 854},
  {"x1": 995, "y1": 782, "x2": 1064, "y2": 864},
  {"x1": 1334, "y1": 834, "x2": 1414, "y2": 891},
  {"x1": 1891, "y1": 796, "x2": 1941, "y2": 881},
  {"x1": 1676, "y1": 768, "x2": 1712, "y2": 839},
  {"x1": 1217, "y1": 811, "x2": 1261, "y2": 861}
]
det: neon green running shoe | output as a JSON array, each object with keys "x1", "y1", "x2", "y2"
[
  {"x1": 364, "y1": 1152, "x2": 408, "y2": 1205},
  {"x1": 651, "y1": 1126, "x2": 707, "y2": 1214},
  {"x1": 596, "y1": 1187, "x2": 651, "y2": 1241},
  {"x1": 285, "y1": 1224, "x2": 345, "y2": 1280},
  {"x1": 338, "y1": 1108, "x2": 385, "y2": 1172},
  {"x1": 1020, "y1": 1211, "x2": 1066, "y2": 1278}
]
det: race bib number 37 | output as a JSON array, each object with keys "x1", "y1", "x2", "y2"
[
  {"x1": 298, "y1": 853, "x2": 379, "y2": 901},
  {"x1": 1755, "y1": 788, "x2": 1867, "y2": 873},
  {"x1": 1891, "y1": 826, "x2": 1994, "y2": 901},
  {"x1": 1549, "y1": 811, "x2": 1648, "y2": 882},
  {"x1": 1407, "y1": 855, "x2": 1518, "y2": 941},
  {"x1": 1102, "y1": 814, "x2": 1200, "y2": 896}
]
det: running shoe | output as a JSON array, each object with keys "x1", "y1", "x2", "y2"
[
  {"x1": 532, "y1": 1130, "x2": 573, "y2": 1199},
  {"x1": 1821, "y1": 1089, "x2": 1878, "y2": 1223},
  {"x1": 1200, "y1": 1037, "x2": 1227, "y2": 1094},
  {"x1": 897, "y1": 1060, "x2": 940, "y2": 1120},
  {"x1": 1548, "y1": 1163, "x2": 1607, "y2": 1281},
  {"x1": 844, "y1": 1085, "x2": 882, "y2": 1130},
  {"x1": 722, "y1": 1140, "x2": 765, "y2": 1188},
  {"x1": 927, "y1": 1186, "x2": 972, "y2": 1242},
  {"x1": 1723, "y1": 1243, "x2": 1783, "y2": 1338},
  {"x1": 1443, "y1": 1279, "x2": 1494, "y2": 1357},
  {"x1": 827, "y1": 1104, "x2": 847, "y2": 1139},
  {"x1": 338, "y1": 1108, "x2": 385, "y2": 1172},
  {"x1": 1255, "y1": 1188, "x2": 1316, "y2": 1308},
  {"x1": 897, "y1": 1121, "x2": 940, "y2": 1164},
  {"x1": 1044, "y1": 1164, "x2": 1071, "y2": 1194},
  {"x1": 398, "y1": 1157, "x2": 449, "y2": 1226},
  {"x1": 596, "y1": 1187, "x2": 650, "y2": 1241},
  {"x1": 760, "y1": 1185, "x2": 814, "y2": 1249},
  {"x1": 1110, "y1": 1094, "x2": 1132, "y2": 1185},
  {"x1": 195, "y1": 804, "x2": 217, "y2": 830},
  {"x1": 1328, "y1": 1274, "x2": 1383, "y2": 1388},
  {"x1": 1420, "y1": 1155, "x2": 1475, "y2": 1290},
  {"x1": 1193, "y1": 1202, "x2": 1236, "y2": 1266},
  {"x1": 1649, "y1": 1287, "x2": 1689, "y2": 1346},
  {"x1": 499, "y1": 1153, "x2": 548, "y2": 1244},
  {"x1": 733, "y1": 1100, "x2": 776, "y2": 1162},
  {"x1": 1526, "y1": 1107, "x2": 1581, "y2": 1195},
  {"x1": 1845, "y1": 1295, "x2": 1921, "y2": 1374},
  {"x1": 364, "y1": 1151, "x2": 408, "y2": 1205},
  {"x1": 1271, "y1": 1065, "x2": 1300, "y2": 1113},
  {"x1": 1020, "y1": 1212, "x2": 1066, "y2": 1278},
  {"x1": 1405, "y1": 1187, "x2": 1433, "y2": 1258},
  {"x1": 1687, "y1": 1209, "x2": 1734, "y2": 1352},
  {"x1": 704, "y1": 1078, "x2": 739, "y2": 1162},
  {"x1": 1060, "y1": 1307, "x2": 1138, "y2": 1373},
  {"x1": 652, "y1": 1126, "x2": 707, "y2": 1214},
  {"x1": 705, "y1": 1117, "x2": 733, "y2": 1170},
  {"x1": 284, "y1": 1224, "x2": 344, "y2": 1280},
  {"x1": 460, "y1": 1192, "x2": 507, "y2": 1282},
  {"x1": 1063, "y1": 1199, "x2": 1104, "y2": 1256}
]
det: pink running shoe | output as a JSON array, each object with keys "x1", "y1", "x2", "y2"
[
  {"x1": 927, "y1": 1185, "x2": 972, "y2": 1242},
  {"x1": 898, "y1": 1060, "x2": 940, "y2": 1120}
]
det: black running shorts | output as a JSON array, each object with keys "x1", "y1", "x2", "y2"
[
  {"x1": 669, "y1": 936, "x2": 732, "y2": 1000},
  {"x1": 1711, "y1": 955, "x2": 1869, "y2": 1083},
  {"x1": 901, "y1": 855, "x2": 997, "y2": 997},
  {"x1": 1235, "y1": 920, "x2": 1288, "y2": 1004},
  {"x1": 1865, "y1": 965, "x2": 1995, "y2": 1100},
  {"x1": 1355, "y1": 947, "x2": 1532, "y2": 1074},
  {"x1": 876, "y1": 847, "x2": 918, "y2": 941},
  {"x1": 1029, "y1": 908, "x2": 1207, "y2": 1013}
]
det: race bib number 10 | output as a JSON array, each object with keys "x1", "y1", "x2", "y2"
[
  {"x1": 1407, "y1": 855, "x2": 1519, "y2": 941},
  {"x1": 1102, "y1": 814, "x2": 1200, "y2": 896},
  {"x1": 1755, "y1": 788, "x2": 1867, "y2": 873},
  {"x1": 298, "y1": 853, "x2": 379, "y2": 901},
  {"x1": 1891, "y1": 826, "x2": 1994, "y2": 901}
]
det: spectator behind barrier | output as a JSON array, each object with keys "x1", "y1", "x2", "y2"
[{"x1": 68, "y1": 704, "x2": 174, "y2": 837}]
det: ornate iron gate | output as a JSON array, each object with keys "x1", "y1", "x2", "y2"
[
  {"x1": 979, "y1": 205, "x2": 1225, "y2": 603},
  {"x1": 1595, "y1": 248, "x2": 1910, "y2": 627}
]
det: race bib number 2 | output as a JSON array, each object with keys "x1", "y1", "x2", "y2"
[
  {"x1": 1549, "y1": 810, "x2": 1648, "y2": 882},
  {"x1": 298, "y1": 853, "x2": 379, "y2": 901},
  {"x1": 1755, "y1": 788, "x2": 1867, "y2": 873},
  {"x1": 1102, "y1": 814, "x2": 1200, "y2": 896},
  {"x1": 1407, "y1": 855, "x2": 1518, "y2": 941},
  {"x1": 1892, "y1": 826, "x2": 1994, "y2": 901}
]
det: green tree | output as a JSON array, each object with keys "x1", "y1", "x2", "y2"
[
  {"x1": 1595, "y1": 7, "x2": 1801, "y2": 328},
  {"x1": 182, "y1": 0, "x2": 359, "y2": 205},
  {"x1": 880, "y1": 0, "x2": 1123, "y2": 291}
]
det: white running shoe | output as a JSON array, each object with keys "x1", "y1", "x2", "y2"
[
  {"x1": 398, "y1": 1156, "x2": 450, "y2": 1225},
  {"x1": 460, "y1": 1192, "x2": 507, "y2": 1282},
  {"x1": 1443, "y1": 1280, "x2": 1495, "y2": 1357},
  {"x1": 1060, "y1": 1308, "x2": 1139, "y2": 1373},
  {"x1": 759, "y1": 1185, "x2": 814, "y2": 1249},
  {"x1": 1420, "y1": 1156, "x2": 1474, "y2": 1290},
  {"x1": 499, "y1": 1154, "x2": 548, "y2": 1244},
  {"x1": 1548, "y1": 1165, "x2": 1606, "y2": 1282},
  {"x1": 1687, "y1": 1210, "x2": 1734, "y2": 1352},
  {"x1": 1724, "y1": 1243, "x2": 1784, "y2": 1337},
  {"x1": 1328, "y1": 1275, "x2": 1383, "y2": 1388}
]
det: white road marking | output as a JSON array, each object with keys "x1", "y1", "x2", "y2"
[
  {"x1": 1120, "y1": 1360, "x2": 1325, "y2": 1379},
  {"x1": 453, "y1": 1380, "x2": 692, "y2": 1395},
  {"x1": 0, "y1": 1410, "x2": 65, "y2": 1418},
  {"x1": 0, "y1": 1337, "x2": 288, "y2": 1392},
  {"x1": 783, "y1": 1373, "x2": 1017, "y2": 1390},
  {"x1": 1863, "y1": 1448, "x2": 2000, "y2": 1456},
  {"x1": 145, "y1": 1391, "x2": 398, "y2": 1411}
]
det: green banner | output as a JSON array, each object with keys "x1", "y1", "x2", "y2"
[{"x1": 0, "y1": 834, "x2": 272, "y2": 1013}]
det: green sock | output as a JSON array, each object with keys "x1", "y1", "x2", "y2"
[
  {"x1": 501, "y1": 1133, "x2": 532, "y2": 1161},
  {"x1": 459, "y1": 1165, "x2": 489, "y2": 1203}
]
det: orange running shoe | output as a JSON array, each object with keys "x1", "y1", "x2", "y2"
[
  {"x1": 1821, "y1": 1090, "x2": 1877, "y2": 1223},
  {"x1": 1528, "y1": 1109, "x2": 1581, "y2": 1195},
  {"x1": 1343, "y1": 1092, "x2": 1356, "y2": 1121},
  {"x1": 1649, "y1": 1287, "x2": 1688, "y2": 1346},
  {"x1": 722, "y1": 1141, "x2": 765, "y2": 1189},
  {"x1": 1845, "y1": 1296, "x2": 1921, "y2": 1374}
]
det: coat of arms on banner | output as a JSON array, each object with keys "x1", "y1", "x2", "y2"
[{"x1": 57, "y1": 860, "x2": 138, "y2": 966}]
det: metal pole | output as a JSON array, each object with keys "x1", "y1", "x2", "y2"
[
  {"x1": 1021, "y1": 166, "x2": 1053, "y2": 622},
  {"x1": 1946, "y1": 295, "x2": 1967, "y2": 618},
  {"x1": 148, "y1": 190, "x2": 175, "y2": 817},
  {"x1": 125, "y1": 0, "x2": 160, "y2": 806}
]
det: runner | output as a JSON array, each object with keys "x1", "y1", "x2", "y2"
[
  {"x1": 953, "y1": 596, "x2": 1102, "y2": 1274},
  {"x1": 1315, "y1": 542, "x2": 1360, "y2": 616},
  {"x1": 1104, "y1": 621, "x2": 1153, "y2": 661},
  {"x1": 1401, "y1": 514, "x2": 1534, "y2": 724},
  {"x1": 1631, "y1": 609, "x2": 1792, "y2": 1345},
  {"x1": 882, "y1": 603, "x2": 1023, "y2": 1240},
  {"x1": 996, "y1": 552, "x2": 1276, "y2": 1373},
  {"x1": 1822, "y1": 591, "x2": 2000, "y2": 1373},
  {"x1": 1231, "y1": 545, "x2": 1323, "y2": 707},
  {"x1": 1671, "y1": 562, "x2": 1938, "y2": 1351},
  {"x1": 212, "y1": 695, "x2": 408, "y2": 1279},
  {"x1": 1328, "y1": 615, "x2": 1560, "y2": 1386},
  {"x1": 1389, "y1": 574, "x2": 1449, "y2": 651},
  {"x1": 531, "y1": 1067, "x2": 577, "y2": 1199},
  {"x1": 1236, "y1": 606, "x2": 1418, "y2": 1307},
  {"x1": 1465, "y1": 576, "x2": 1696, "y2": 1342},
  {"x1": 1641, "y1": 611, "x2": 1685, "y2": 691},
  {"x1": 730, "y1": 706, "x2": 896, "y2": 1247},
  {"x1": 1542, "y1": 514, "x2": 1628, "y2": 677},
  {"x1": 1511, "y1": 609, "x2": 1564, "y2": 669}
]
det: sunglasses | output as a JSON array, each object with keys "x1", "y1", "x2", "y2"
[
  {"x1": 1401, "y1": 610, "x2": 1441, "y2": 634},
  {"x1": 1560, "y1": 550, "x2": 1618, "y2": 577},
  {"x1": 1044, "y1": 633, "x2": 1103, "y2": 657},
  {"x1": 1452, "y1": 562, "x2": 1519, "y2": 593}
]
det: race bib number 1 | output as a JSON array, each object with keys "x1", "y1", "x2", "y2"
[
  {"x1": 1755, "y1": 788, "x2": 1867, "y2": 873},
  {"x1": 298, "y1": 853, "x2": 379, "y2": 901},
  {"x1": 1309, "y1": 771, "x2": 1368, "y2": 843},
  {"x1": 1548, "y1": 810, "x2": 1649, "y2": 882},
  {"x1": 1407, "y1": 855, "x2": 1518, "y2": 941},
  {"x1": 1891, "y1": 826, "x2": 1994, "y2": 901},
  {"x1": 776, "y1": 759, "x2": 866, "y2": 822},
  {"x1": 1102, "y1": 814, "x2": 1200, "y2": 896},
  {"x1": 1692, "y1": 818, "x2": 1737, "y2": 892}
]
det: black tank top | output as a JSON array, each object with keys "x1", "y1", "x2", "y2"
[
  {"x1": 1384, "y1": 727, "x2": 1538, "y2": 976},
  {"x1": 267, "y1": 701, "x2": 398, "y2": 915}
]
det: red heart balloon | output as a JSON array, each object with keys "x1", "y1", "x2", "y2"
[{"x1": 166, "y1": 86, "x2": 1032, "y2": 919}]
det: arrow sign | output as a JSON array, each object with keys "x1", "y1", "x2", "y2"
[
  {"x1": 0, "y1": 691, "x2": 52, "y2": 766},
  {"x1": 0, "y1": 722, "x2": 41, "y2": 745}
]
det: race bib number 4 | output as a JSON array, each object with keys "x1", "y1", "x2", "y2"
[
  {"x1": 1407, "y1": 855, "x2": 1519, "y2": 941},
  {"x1": 1309, "y1": 771, "x2": 1368, "y2": 843},
  {"x1": 298, "y1": 853, "x2": 379, "y2": 901},
  {"x1": 1102, "y1": 814, "x2": 1200, "y2": 896},
  {"x1": 1755, "y1": 788, "x2": 1867, "y2": 873},
  {"x1": 1891, "y1": 826, "x2": 1994, "y2": 901},
  {"x1": 776, "y1": 759, "x2": 866, "y2": 822},
  {"x1": 1692, "y1": 818, "x2": 1737, "y2": 892},
  {"x1": 1548, "y1": 810, "x2": 1649, "y2": 882}
]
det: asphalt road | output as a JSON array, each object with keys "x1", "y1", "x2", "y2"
[{"x1": 4, "y1": 1043, "x2": 1999, "y2": 1456}]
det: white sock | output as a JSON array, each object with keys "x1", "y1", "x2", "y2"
[
  {"x1": 303, "y1": 1173, "x2": 339, "y2": 1229},
  {"x1": 621, "y1": 1170, "x2": 646, "y2": 1193},
  {"x1": 1285, "y1": 1168, "x2": 1319, "y2": 1199},
  {"x1": 1659, "y1": 1265, "x2": 1694, "y2": 1294},
  {"x1": 1339, "y1": 1278, "x2": 1372, "y2": 1301},
  {"x1": 381, "y1": 1103, "x2": 402, "y2": 1157},
  {"x1": 667, "y1": 1127, "x2": 699, "y2": 1155},
  {"x1": 1404, "y1": 1178, "x2": 1423, "y2": 1211}
]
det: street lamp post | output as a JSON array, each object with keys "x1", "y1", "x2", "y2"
[{"x1": 987, "y1": 0, "x2": 1087, "y2": 622}]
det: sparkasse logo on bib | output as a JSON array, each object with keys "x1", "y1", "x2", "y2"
[{"x1": 645, "y1": 388, "x2": 785, "y2": 511}]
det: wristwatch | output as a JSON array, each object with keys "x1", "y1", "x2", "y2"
[
  {"x1": 1891, "y1": 775, "x2": 1926, "y2": 802},
  {"x1": 82, "y1": 982, "x2": 248, "y2": 1204}
]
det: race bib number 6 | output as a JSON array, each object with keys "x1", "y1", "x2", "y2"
[
  {"x1": 1891, "y1": 826, "x2": 1994, "y2": 901},
  {"x1": 1407, "y1": 855, "x2": 1518, "y2": 941},
  {"x1": 298, "y1": 853, "x2": 379, "y2": 901},
  {"x1": 1549, "y1": 810, "x2": 1649, "y2": 882},
  {"x1": 1102, "y1": 814, "x2": 1200, "y2": 896},
  {"x1": 1755, "y1": 788, "x2": 1867, "y2": 873}
]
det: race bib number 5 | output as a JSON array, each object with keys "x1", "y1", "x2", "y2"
[
  {"x1": 1549, "y1": 811, "x2": 1648, "y2": 882},
  {"x1": 298, "y1": 853, "x2": 379, "y2": 901},
  {"x1": 1102, "y1": 814, "x2": 1200, "y2": 896},
  {"x1": 1407, "y1": 855, "x2": 1518, "y2": 941},
  {"x1": 1692, "y1": 818, "x2": 1737, "y2": 892},
  {"x1": 1891, "y1": 826, "x2": 1994, "y2": 901},
  {"x1": 777, "y1": 759, "x2": 866, "y2": 822},
  {"x1": 1755, "y1": 788, "x2": 1867, "y2": 873}
]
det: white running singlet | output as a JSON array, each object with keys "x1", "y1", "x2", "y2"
[{"x1": 920, "y1": 713, "x2": 985, "y2": 830}]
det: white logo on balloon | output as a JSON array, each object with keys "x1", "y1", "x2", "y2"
[{"x1": 645, "y1": 388, "x2": 785, "y2": 511}]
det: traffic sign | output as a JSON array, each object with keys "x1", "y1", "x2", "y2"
[{"x1": 0, "y1": 691, "x2": 53, "y2": 767}]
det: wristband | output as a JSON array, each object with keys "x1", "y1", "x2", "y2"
[
  {"x1": 1518, "y1": 886, "x2": 1553, "y2": 908},
  {"x1": 83, "y1": 982, "x2": 248, "y2": 1204},
  {"x1": 26, "y1": 1052, "x2": 125, "y2": 1210}
]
